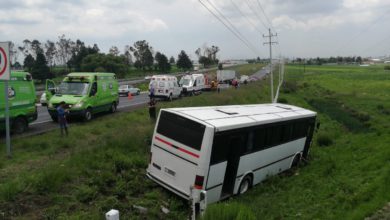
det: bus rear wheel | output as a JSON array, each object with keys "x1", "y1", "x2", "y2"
[
  {"x1": 238, "y1": 175, "x2": 252, "y2": 195},
  {"x1": 12, "y1": 117, "x2": 27, "y2": 134},
  {"x1": 291, "y1": 154, "x2": 301, "y2": 168}
]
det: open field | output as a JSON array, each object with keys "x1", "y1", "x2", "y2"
[
  {"x1": 1, "y1": 64, "x2": 389, "y2": 219},
  {"x1": 203, "y1": 64, "x2": 390, "y2": 219}
]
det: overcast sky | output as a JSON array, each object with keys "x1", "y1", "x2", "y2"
[{"x1": 1, "y1": 0, "x2": 390, "y2": 60}]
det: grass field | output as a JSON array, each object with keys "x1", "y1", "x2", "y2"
[
  {"x1": 1, "y1": 64, "x2": 389, "y2": 219},
  {"x1": 203, "y1": 64, "x2": 390, "y2": 219}
]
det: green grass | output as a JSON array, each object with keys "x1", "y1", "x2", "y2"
[
  {"x1": 202, "y1": 64, "x2": 390, "y2": 219},
  {"x1": 1, "y1": 64, "x2": 389, "y2": 219}
]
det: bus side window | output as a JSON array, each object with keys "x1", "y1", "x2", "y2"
[
  {"x1": 281, "y1": 124, "x2": 293, "y2": 143},
  {"x1": 245, "y1": 131, "x2": 254, "y2": 154},
  {"x1": 271, "y1": 126, "x2": 282, "y2": 146},
  {"x1": 254, "y1": 128, "x2": 267, "y2": 151}
]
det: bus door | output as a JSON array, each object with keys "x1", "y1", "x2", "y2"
[
  {"x1": 303, "y1": 118, "x2": 316, "y2": 159},
  {"x1": 221, "y1": 135, "x2": 245, "y2": 196}
]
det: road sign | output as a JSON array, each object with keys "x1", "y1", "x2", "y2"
[
  {"x1": 0, "y1": 41, "x2": 11, "y2": 157},
  {"x1": 0, "y1": 42, "x2": 11, "y2": 80}
]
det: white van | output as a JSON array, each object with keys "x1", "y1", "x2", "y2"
[
  {"x1": 179, "y1": 74, "x2": 205, "y2": 96},
  {"x1": 149, "y1": 75, "x2": 182, "y2": 101},
  {"x1": 146, "y1": 104, "x2": 317, "y2": 211}
]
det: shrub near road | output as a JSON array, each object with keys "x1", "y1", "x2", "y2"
[{"x1": 1, "y1": 64, "x2": 389, "y2": 219}]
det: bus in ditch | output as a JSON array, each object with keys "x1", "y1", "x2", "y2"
[{"x1": 146, "y1": 104, "x2": 317, "y2": 208}]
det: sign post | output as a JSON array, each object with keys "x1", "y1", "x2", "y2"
[{"x1": 0, "y1": 42, "x2": 12, "y2": 158}]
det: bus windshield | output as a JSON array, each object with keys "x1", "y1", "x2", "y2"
[
  {"x1": 58, "y1": 82, "x2": 90, "y2": 95},
  {"x1": 157, "y1": 111, "x2": 206, "y2": 151}
]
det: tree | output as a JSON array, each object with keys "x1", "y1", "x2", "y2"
[
  {"x1": 81, "y1": 53, "x2": 128, "y2": 78},
  {"x1": 155, "y1": 52, "x2": 171, "y2": 72},
  {"x1": 199, "y1": 56, "x2": 212, "y2": 67},
  {"x1": 67, "y1": 40, "x2": 99, "y2": 71},
  {"x1": 56, "y1": 34, "x2": 74, "y2": 67},
  {"x1": 23, "y1": 54, "x2": 35, "y2": 72},
  {"x1": 169, "y1": 56, "x2": 175, "y2": 64},
  {"x1": 9, "y1": 42, "x2": 19, "y2": 64},
  {"x1": 356, "y1": 56, "x2": 362, "y2": 64},
  {"x1": 31, "y1": 52, "x2": 51, "y2": 81},
  {"x1": 176, "y1": 50, "x2": 193, "y2": 70},
  {"x1": 130, "y1": 40, "x2": 154, "y2": 70},
  {"x1": 218, "y1": 63, "x2": 223, "y2": 70},
  {"x1": 109, "y1": 46, "x2": 120, "y2": 56},
  {"x1": 45, "y1": 40, "x2": 57, "y2": 68},
  {"x1": 123, "y1": 45, "x2": 133, "y2": 66}
]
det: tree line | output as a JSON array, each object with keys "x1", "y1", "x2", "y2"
[
  {"x1": 291, "y1": 56, "x2": 364, "y2": 65},
  {"x1": 9, "y1": 35, "x2": 200, "y2": 80}
]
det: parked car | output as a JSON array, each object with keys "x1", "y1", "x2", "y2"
[
  {"x1": 40, "y1": 92, "x2": 47, "y2": 106},
  {"x1": 119, "y1": 85, "x2": 141, "y2": 96}
]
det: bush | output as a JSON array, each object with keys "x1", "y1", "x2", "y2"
[
  {"x1": 384, "y1": 66, "x2": 390, "y2": 70},
  {"x1": 317, "y1": 133, "x2": 333, "y2": 147},
  {"x1": 281, "y1": 81, "x2": 298, "y2": 93},
  {"x1": 278, "y1": 97, "x2": 288, "y2": 104}
]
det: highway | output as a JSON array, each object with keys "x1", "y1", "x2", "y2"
[{"x1": 3, "y1": 67, "x2": 270, "y2": 139}]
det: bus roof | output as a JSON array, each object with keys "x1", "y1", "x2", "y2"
[{"x1": 163, "y1": 103, "x2": 316, "y2": 131}]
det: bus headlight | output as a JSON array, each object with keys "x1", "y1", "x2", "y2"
[{"x1": 74, "y1": 102, "x2": 84, "y2": 108}]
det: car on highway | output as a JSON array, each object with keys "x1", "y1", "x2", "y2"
[
  {"x1": 0, "y1": 71, "x2": 37, "y2": 133},
  {"x1": 119, "y1": 85, "x2": 141, "y2": 96},
  {"x1": 46, "y1": 72, "x2": 119, "y2": 121},
  {"x1": 40, "y1": 92, "x2": 47, "y2": 106}
]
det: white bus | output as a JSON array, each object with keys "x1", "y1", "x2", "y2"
[{"x1": 146, "y1": 104, "x2": 317, "y2": 207}]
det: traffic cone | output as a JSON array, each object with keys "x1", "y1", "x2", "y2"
[{"x1": 128, "y1": 92, "x2": 133, "y2": 100}]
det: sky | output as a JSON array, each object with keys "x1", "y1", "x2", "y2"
[{"x1": 1, "y1": 0, "x2": 390, "y2": 60}]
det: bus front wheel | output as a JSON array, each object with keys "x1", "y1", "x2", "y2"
[{"x1": 238, "y1": 175, "x2": 252, "y2": 195}]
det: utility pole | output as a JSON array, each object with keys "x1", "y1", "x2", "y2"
[{"x1": 263, "y1": 28, "x2": 278, "y2": 103}]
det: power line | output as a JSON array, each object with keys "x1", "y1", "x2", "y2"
[
  {"x1": 230, "y1": 0, "x2": 263, "y2": 34},
  {"x1": 204, "y1": 0, "x2": 261, "y2": 55},
  {"x1": 198, "y1": 0, "x2": 261, "y2": 56},
  {"x1": 255, "y1": 0, "x2": 273, "y2": 30},
  {"x1": 244, "y1": 0, "x2": 269, "y2": 31}
]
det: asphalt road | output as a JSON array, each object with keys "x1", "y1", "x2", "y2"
[{"x1": 4, "y1": 66, "x2": 270, "y2": 139}]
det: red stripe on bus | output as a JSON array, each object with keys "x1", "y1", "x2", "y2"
[
  {"x1": 178, "y1": 147, "x2": 199, "y2": 158},
  {"x1": 155, "y1": 136, "x2": 173, "y2": 147},
  {"x1": 155, "y1": 136, "x2": 199, "y2": 158}
]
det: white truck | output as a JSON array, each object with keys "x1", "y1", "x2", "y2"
[
  {"x1": 179, "y1": 74, "x2": 205, "y2": 96},
  {"x1": 217, "y1": 70, "x2": 236, "y2": 83}
]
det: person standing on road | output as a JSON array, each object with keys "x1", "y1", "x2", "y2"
[
  {"x1": 149, "y1": 98, "x2": 157, "y2": 120},
  {"x1": 149, "y1": 83, "x2": 155, "y2": 100},
  {"x1": 57, "y1": 101, "x2": 69, "y2": 136}
]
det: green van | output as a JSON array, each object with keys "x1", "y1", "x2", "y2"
[
  {"x1": 0, "y1": 71, "x2": 37, "y2": 133},
  {"x1": 46, "y1": 72, "x2": 119, "y2": 121}
]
